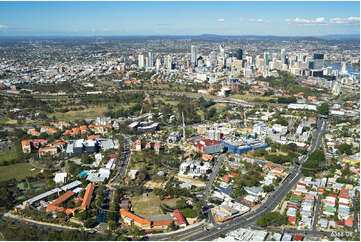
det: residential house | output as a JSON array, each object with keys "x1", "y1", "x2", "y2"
[{"x1": 39, "y1": 146, "x2": 58, "y2": 157}]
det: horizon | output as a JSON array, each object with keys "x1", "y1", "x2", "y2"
[{"x1": 0, "y1": 1, "x2": 359, "y2": 36}]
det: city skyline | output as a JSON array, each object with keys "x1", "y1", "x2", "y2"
[{"x1": 0, "y1": 1, "x2": 359, "y2": 36}]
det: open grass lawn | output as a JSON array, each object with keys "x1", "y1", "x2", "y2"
[
  {"x1": 0, "y1": 163, "x2": 38, "y2": 182},
  {"x1": 153, "y1": 97, "x2": 179, "y2": 106},
  {"x1": 162, "y1": 198, "x2": 181, "y2": 209},
  {"x1": 209, "y1": 103, "x2": 227, "y2": 112},
  {"x1": 131, "y1": 193, "x2": 163, "y2": 217},
  {"x1": 230, "y1": 94, "x2": 277, "y2": 102},
  {"x1": 49, "y1": 105, "x2": 108, "y2": 121},
  {"x1": 0, "y1": 145, "x2": 22, "y2": 165}
]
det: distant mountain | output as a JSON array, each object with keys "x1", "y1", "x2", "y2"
[
  {"x1": 0, "y1": 34, "x2": 358, "y2": 40},
  {"x1": 319, "y1": 34, "x2": 360, "y2": 40}
]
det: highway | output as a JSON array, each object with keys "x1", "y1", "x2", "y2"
[
  {"x1": 312, "y1": 195, "x2": 322, "y2": 231},
  {"x1": 109, "y1": 135, "x2": 130, "y2": 185},
  {"x1": 181, "y1": 118, "x2": 327, "y2": 241},
  {"x1": 202, "y1": 154, "x2": 226, "y2": 225},
  {"x1": 1, "y1": 113, "x2": 330, "y2": 241}
]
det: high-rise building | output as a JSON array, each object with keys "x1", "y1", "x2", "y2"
[
  {"x1": 138, "y1": 54, "x2": 144, "y2": 69},
  {"x1": 313, "y1": 53, "x2": 324, "y2": 69},
  {"x1": 145, "y1": 56, "x2": 149, "y2": 68},
  {"x1": 340, "y1": 61, "x2": 347, "y2": 74},
  {"x1": 281, "y1": 49, "x2": 286, "y2": 64},
  {"x1": 264, "y1": 52, "x2": 270, "y2": 68},
  {"x1": 219, "y1": 45, "x2": 225, "y2": 57},
  {"x1": 148, "y1": 52, "x2": 153, "y2": 67},
  {"x1": 155, "y1": 58, "x2": 161, "y2": 72},
  {"x1": 191, "y1": 45, "x2": 198, "y2": 66},
  {"x1": 237, "y1": 49, "x2": 243, "y2": 60},
  {"x1": 166, "y1": 56, "x2": 172, "y2": 70}
]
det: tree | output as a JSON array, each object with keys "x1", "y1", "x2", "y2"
[
  {"x1": 301, "y1": 149, "x2": 325, "y2": 177},
  {"x1": 181, "y1": 208, "x2": 197, "y2": 218},
  {"x1": 84, "y1": 218, "x2": 98, "y2": 228},
  {"x1": 336, "y1": 143, "x2": 353, "y2": 155},
  {"x1": 256, "y1": 212, "x2": 287, "y2": 227},
  {"x1": 81, "y1": 154, "x2": 93, "y2": 164},
  {"x1": 117, "y1": 235, "x2": 128, "y2": 241},
  {"x1": 318, "y1": 103, "x2": 329, "y2": 115},
  {"x1": 263, "y1": 185, "x2": 274, "y2": 193},
  {"x1": 176, "y1": 198, "x2": 187, "y2": 209}
]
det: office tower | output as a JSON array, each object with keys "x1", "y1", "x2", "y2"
[
  {"x1": 155, "y1": 58, "x2": 161, "y2": 72},
  {"x1": 246, "y1": 56, "x2": 253, "y2": 65},
  {"x1": 219, "y1": 44, "x2": 225, "y2": 57},
  {"x1": 281, "y1": 49, "x2": 286, "y2": 64},
  {"x1": 166, "y1": 56, "x2": 172, "y2": 70},
  {"x1": 264, "y1": 52, "x2": 270, "y2": 68},
  {"x1": 148, "y1": 52, "x2": 153, "y2": 67},
  {"x1": 145, "y1": 56, "x2": 149, "y2": 68},
  {"x1": 237, "y1": 48, "x2": 243, "y2": 60},
  {"x1": 191, "y1": 45, "x2": 198, "y2": 66},
  {"x1": 308, "y1": 60, "x2": 314, "y2": 69},
  {"x1": 210, "y1": 51, "x2": 217, "y2": 67},
  {"x1": 313, "y1": 53, "x2": 324, "y2": 69},
  {"x1": 340, "y1": 61, "x2": 347, "y2": 74},
  {"x1": 138, "y1": 54, "x2": 144, "y2": 68}
]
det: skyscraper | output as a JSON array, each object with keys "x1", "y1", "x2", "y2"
[
  {"x1": 155, "y1": 58, "x2": 161, "y2": 72},
  {"x1": 237, "y1": 49, "x2": 243, "y2": 60},
  {"x1": 264, "y1": 52, "x2": 270, "y2": 68},
  {"x1": 219, "y1": 44, "x2": 225, "y2": 57},
  {"x1": 340, "y1": 61, "x2": 347, "y2": 74},
  {"x1": 166, "y1": 55, "x2": 172, "y2": 70},
  {"x1": 281, "y1": 49, "x2": 286, "y2": 64},
  {"x1": 138, "y1": 54, "x2": 144, "y2": 69},
  {"x1": 191, "y1": 45, "x2": 197, "y2": 66},
  {"x1": 148, "y1": 52, "x2": 153, "y2": 67},
  {"x1": 145, "y1": 56, "x2": 149, "y2": 68},
  {"x1": 313, "y1": 53, "x2": 324, "y2": 69}
]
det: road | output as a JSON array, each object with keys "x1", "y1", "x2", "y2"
[
  {"x1": 312, "y1": 195, "x2": 322, "y2": 231},
  {"x1": 202, "y1": 154, "x2": 226, "y2": 225},
  {"x1": 353, "y1": 198, "x2": 359, "y2": 234},
  {"x1": 109, "y1": 134, "x2": 130, "y2": 185},
  {"x1": 255, "y1": 226, "x2": 358, "y2": 239},
  {"x1": 183, "y1": 118, "x2": 327, "y2": 241}
]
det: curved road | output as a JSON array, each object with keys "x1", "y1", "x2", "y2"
[{"x1": 149, "y1": 118, "x2": 327, "y2": 241}]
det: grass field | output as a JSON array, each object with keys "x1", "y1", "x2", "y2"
[
  {"x1": 0, "y1": 145, "x2": 22, "y2": 165},
  {"x1": 50, "y1": 106, "x2": 108, "y2": 121},
  {"x1": 131, "y1": 193, "x2": 163, "y2": 217},
  {"x1": 162, "y1": 198, "x2": 181, "y2": 209},
  {"x1": 0, "y1": 163, "x2": 38, "y2": 182},
  {"x1": 209, "y1": 103, "x2": 227, "y2": 112},
  {"x1": 230, "y1": 94, "x2": 277, "y2": 102}
]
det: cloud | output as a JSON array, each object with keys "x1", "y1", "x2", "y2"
[
  {"x1": 0, "y1": 24, "x2": 7, "y2": 29},
  {"x1": 285, "y1": 17, "x2": 326, "y2": 24},
  {"x1": 248, "y1": 18, "x2": 264, "y2": 23},
  {"x1": 329, "y1": 16, "x2": 360, "y2": 24},
  {"x1": 286, "y1": 16, "x2": 359, "y2": 25},
  {"x1": 216, "y1": 18, "x2": 225, "y2": 22},
  {"x1": 315, "y1": 17, "x2": 326, "y2": 23}
]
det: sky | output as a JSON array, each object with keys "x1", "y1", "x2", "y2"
[{"x1": 0, "y1": 1, "x2": 359, "y2": 36}]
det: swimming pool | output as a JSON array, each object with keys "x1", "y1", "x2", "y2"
[{"x1": 78, "y1": 171, "x2": 89, "y2": 178}]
